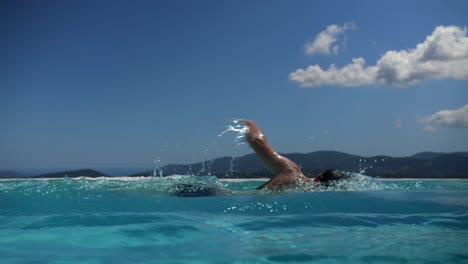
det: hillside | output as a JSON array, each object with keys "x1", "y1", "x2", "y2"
[
  {"x1": 34, "y1": 169, "x2": 108, "y2": 178},
  {"x1": 2, "y1": 151, "x2": 467, "y2": 179},
  {"x1": 132, "y1": 151, "x2": 468, "y2": 179}
]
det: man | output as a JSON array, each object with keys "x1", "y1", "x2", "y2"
[
  {"x1": 240, "y1": 120, "x2": 348, "y2": 190},
  {"x1": 172, "y1": 120, "x2": 347, "y2": 197}
]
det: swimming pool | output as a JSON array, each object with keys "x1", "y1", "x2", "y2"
[{"x1": 1, "y1": 176, "x2": 467, "y2": 263}]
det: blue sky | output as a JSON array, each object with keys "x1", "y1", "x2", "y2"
[{"x1": 1, "y1": 0, "x2": 467, "y2": 173}]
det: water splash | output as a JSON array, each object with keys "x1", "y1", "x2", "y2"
[
  {"x1": 326, "y1": 173, "x2": 387, "y2": 191},
  {"x1": 353, "y1": 156, "x2": 391, "y2": 176},
  {"x1": 150, "y1": 119, "x2": 249, "y2": 177},
  {"x1": 217, "y1": 119, "x2": 250, "y2": 177},
  {"x1": 152, "y1": 158, "x2": 163, "y2": 177},
  {"x1": 218, "y1": 119, "x2": 249, "y2": 145}
]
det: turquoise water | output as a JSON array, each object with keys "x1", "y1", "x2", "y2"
[{"x1": 1, "y1": 176, "x2": 468, "y2": 263}]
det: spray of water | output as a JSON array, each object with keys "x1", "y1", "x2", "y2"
[
  {"x1": 152, "y1": 158, "x2": 163, "y2": 177},
  {"x1": 218, "y1": 119, "x2": 249, "y2": 145},
  {"x1": 217, "y1": 119, "x2": 250, "y2": 177},
  {"x1": 150, "y1": 119, "x2": 249, "y2": 178}
]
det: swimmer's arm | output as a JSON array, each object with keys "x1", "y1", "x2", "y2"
[
  {"x1": 239, "y1": 120, "x2": 263, "y2": 142},
  {"x1": 240, "y1": 120, "x2": 286, "y2": 173},
  {"x1": 256, "y1": 179, "x2": 279, "y2": 190},
  {"x1": 255, "y1": 170, "x2": 294, "y2": 190},
  {"x1": 256, "y1": 180, "x2": 269, "y2": 190}
]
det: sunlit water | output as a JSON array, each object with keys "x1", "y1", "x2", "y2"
[{"x1": 1, "y1": 175, "x2": 468, "y2": 264}]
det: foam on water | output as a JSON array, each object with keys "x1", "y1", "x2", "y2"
[{"x1": 2, "y1": 173, "x2": 467, "y2": 198}]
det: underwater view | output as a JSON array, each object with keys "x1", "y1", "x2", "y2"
[{"x1": 1, "y1": 176, "x2": 467, "y2": 264}]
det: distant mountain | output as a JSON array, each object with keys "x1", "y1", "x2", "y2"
[
  {"x1": 410, "y1": 152, "x2": 445, "y2": 160},
  {"x1": 2, "y1": 152, "x2": 467, "y2": 179},
  {"x1": 34, "y1": 169, "x2": 107, "y2": 178},
  {"x1": 131, "y1": 154, "x2": 268, "y2": 178},
  {"x1": 0, "y1": 171, "x2": 30, "y2": 178},
  {"x1": 132, "y1": 151, "x2": 468, "y2": 179},
  {"x1": 132, "y1": 150, "x2": 372, "y2": 177}
]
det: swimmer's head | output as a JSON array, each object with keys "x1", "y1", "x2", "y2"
[{"x1": 313, "y1": 170, "x2": 348, "y2": 184}]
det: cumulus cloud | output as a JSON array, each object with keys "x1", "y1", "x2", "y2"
[
  {"x1": 305, "y1": 22, "x2": 356, "y2": 56},
  {"x1": 418, "y1": 105, "x2": 468, "y2": 131},
  {"x1": 290, "y1": 25, "x2": 468, "y2": 87},
  {"x1": 289, "y1": 57, "x2": 378, "y2": 87}
]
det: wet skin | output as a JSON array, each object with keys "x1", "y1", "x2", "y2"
[
  {"x1": 171, "y1": 120, "x2": 342, "y2": 197},
  {"x1": 240, "y1": 120, "x2": 312, "y2": 190}
]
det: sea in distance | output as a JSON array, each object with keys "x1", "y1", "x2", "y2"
[{"x1": 1, "y1": 175, "x2": 468, "y2": 264}]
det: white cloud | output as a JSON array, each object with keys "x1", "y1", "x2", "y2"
[
  {"x1": 305, "y1": 22, "x2": 356, "y2": 56},
  {"x1": 418, "y1": 105, "x2": 468, "y2": 131},
  {"x1": 289, "y1": 57, "x2": 378, "y2": 87},
  {"x1": 291, "y1": 25, "x2": 468, "y2": 87}
]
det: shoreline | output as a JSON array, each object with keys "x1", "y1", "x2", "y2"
[
  {"x1": 0, "y1": 176, "x2": 271, "y2": 182},
  {"x1": 1, "y1": 177, "x2": 467, "y2": 181}
]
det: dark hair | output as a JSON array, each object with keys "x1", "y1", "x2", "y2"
[{"x1": 314, "y1": 169, "x2": 348, "y2": 183}]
